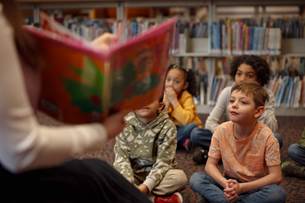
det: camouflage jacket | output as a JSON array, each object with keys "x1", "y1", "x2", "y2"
[{"x1": 113, "y1": 111, "x2": 177, "y2": 191}]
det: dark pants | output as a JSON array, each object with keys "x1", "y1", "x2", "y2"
[
  {"x1": 190, "y1": 128, "x2": 212, "y2": 149},
  {"x1": 0, "y1": 159, "x2": 150, "y2": 203},
  {"x1": 288, "y1": 143, "x2": 305, "y2": 166},
  {"x1": 177, "y1": 124, "x2": 212, "y2": 150}
]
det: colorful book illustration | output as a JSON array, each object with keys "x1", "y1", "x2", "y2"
[{"x1": 25, "y1": 14, "x2": 176, "y2": 124}]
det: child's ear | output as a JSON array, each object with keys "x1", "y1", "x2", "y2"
[
  {"x1": 184, "y1": 82, "x2": 189, "y2": 90},
  {"x1": 254, "y1": 106, "x2": 265, "y2": 119}
]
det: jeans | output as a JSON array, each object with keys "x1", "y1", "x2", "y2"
[
  {"x1": 288, "y1": 143, "x2": 305, "y2": 165},
  {"x1": 190, "y1": 172, "x2": 286, "y2": 203},
  {"x1": 177, "y1": 124, "x2": 212, "y2": 150},
  {"x1": 177, "y1": 123, "x2": 197, "y2": 147},
  {"x1": 190, "y1": 128, "x2": 212, "y2": 149}
]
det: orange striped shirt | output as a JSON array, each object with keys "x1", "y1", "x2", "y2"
[{"x1": 209, "y1": 121, "x2": 280, "y2": 182}]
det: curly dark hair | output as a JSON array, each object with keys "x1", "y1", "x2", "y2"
[
  {"x1": 230, "y1": 55, "x2": 271, "y2": 86},
  {"x1": 166, "y1": 64, "x2": 198, "y2": 97}
]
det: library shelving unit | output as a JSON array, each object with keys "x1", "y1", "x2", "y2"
[{"x1": 17, "y1": 0, "x2": 305, "y2": 116}]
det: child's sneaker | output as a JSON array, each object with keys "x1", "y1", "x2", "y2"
[
  {"x1": 154, "y1": 192, "x2": 183, "y2": 203},
  {"x1": 282, "y1": 161, "x2": 305, "y2": 178},
  {"x1": 192, "y1": 147, "x2": 208, "y2": 165}
]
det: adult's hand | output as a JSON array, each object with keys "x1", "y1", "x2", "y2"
[{"x1": 91, "y1": 32, "x2": 118, "y2": 51}]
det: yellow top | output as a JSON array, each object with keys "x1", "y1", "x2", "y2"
[{"x1": 167, "y1": 90, "x2": 203, "y2": 127}]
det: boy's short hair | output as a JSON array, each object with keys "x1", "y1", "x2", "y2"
[
  {"x1": 230, "y1": 55, "x2": 271, "y2": 86},
  {"x1": 231, "y1": 83, "x2": 269, "y2": 107}
]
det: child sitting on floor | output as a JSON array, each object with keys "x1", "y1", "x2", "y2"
[
  {"x1": 163, "y1": 64, "x2": 211, "y2": 155},
  {"x1": 113, "y1": 99, "x2": 187, "y2": 203},
  {"x1": 190, "y1": 83, "x2": 286, "y2": 203}
]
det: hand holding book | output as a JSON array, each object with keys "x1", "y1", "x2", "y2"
[
  {"x1": 25, "y1": 13, "x2": 177, "y2": 124},
  {"x1": 91, "y1": 33, "x2": 119, "y2": 51}
]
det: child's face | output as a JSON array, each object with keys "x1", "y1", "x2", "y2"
[
  {"x1": 165, "y1": 69, "x2": 187, "y2": 95},
  {"x1": 228, "y1": 90, "x2": 264, "y2": 124},
  {"x1": 235, "y1": 64, "x2": 257, "y2": 85},
  {"x1": 135, "y1": 100, "x2": 160, "y2": 123}
]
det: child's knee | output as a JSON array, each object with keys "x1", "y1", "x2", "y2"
[
  {"x1": 171, "y1": 169, "x2": 188, "y2": 187},
  {"x1": 266, "y1": 185, "x2": 286, "y2": 203},
  {"x1": 189, "y1": 172, "x2": 204, "y2": 188}
]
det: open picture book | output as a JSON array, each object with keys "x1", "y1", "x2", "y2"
[{"x1": 25, "y1": 14, "x2": 176, "y2": 124}]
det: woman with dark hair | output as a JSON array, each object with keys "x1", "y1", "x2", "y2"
[{"x1": 0, "y1": 0, "x2": 150, "y2": 202}]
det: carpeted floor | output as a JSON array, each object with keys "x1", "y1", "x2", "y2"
[{"x1": 38, "y1": 113, "x2": 305, "y2": 203}]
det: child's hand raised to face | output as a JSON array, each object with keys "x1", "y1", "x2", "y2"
[{"x1": 164, "y1": 87, "x2": 179, "y2": 107}]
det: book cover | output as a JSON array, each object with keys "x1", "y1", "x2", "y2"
[{"x1": 25, "y1": 14, "x2": 177, "y2": 124}]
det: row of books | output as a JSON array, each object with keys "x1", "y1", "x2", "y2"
[
  {"x1": 176, "y1": 19, "x2": 209, "y2": 38},
  {"x1": 62, "y1": 17, "x2": 114, "y2": 41},
  {"x1": 271, "y1": 18, "x2": 305, "y2": 39},
  {"x1": 206, "y1": 75, "x2": 233, "y2": 106},
  {"x1": 27, "y1": 14, "x2": 305, "y2": 56},
  {"x1": 61, "y1": 17, "x2": 161, "y2": 41},
  {"x1": 198, "y1": 75, "x2": 305, "y2": 108},
  {"x1": 269, "y1": 76, "x2": 305, "y2": 108},
  {"x1": 210, "y1": 20, "x2": 282, "y2": 55},
  {"x1": 173, "y1": 56, "x2": 305, "y2": 108},
  {"x1": 269, "y1": 56, "x2": 305, "y2": 77},
  {"x1": 27, "y1": 14, "x2": 164, "y2": 41},
  {"x1": 175, "y1": 17, "x2": 305, "y2": 55},
  {"x1": 176, "y1": 17, "x2": 305, "y2": 38}
]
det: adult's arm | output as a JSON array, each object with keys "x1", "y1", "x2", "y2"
[{"x1": 0, "y1": 8, "x2": 109, "y2": 173}]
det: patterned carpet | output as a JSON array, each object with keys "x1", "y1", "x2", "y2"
[{"x1": 38, "y1": 113, "x2": 305, "y2": 203}]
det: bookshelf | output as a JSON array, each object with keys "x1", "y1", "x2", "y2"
[
  {"x1": 17, "y1": 0, "x2": 305, "y2": 116},
  {"x1": 173, "y1": 1, "x2": 305, "y2": 116}
]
